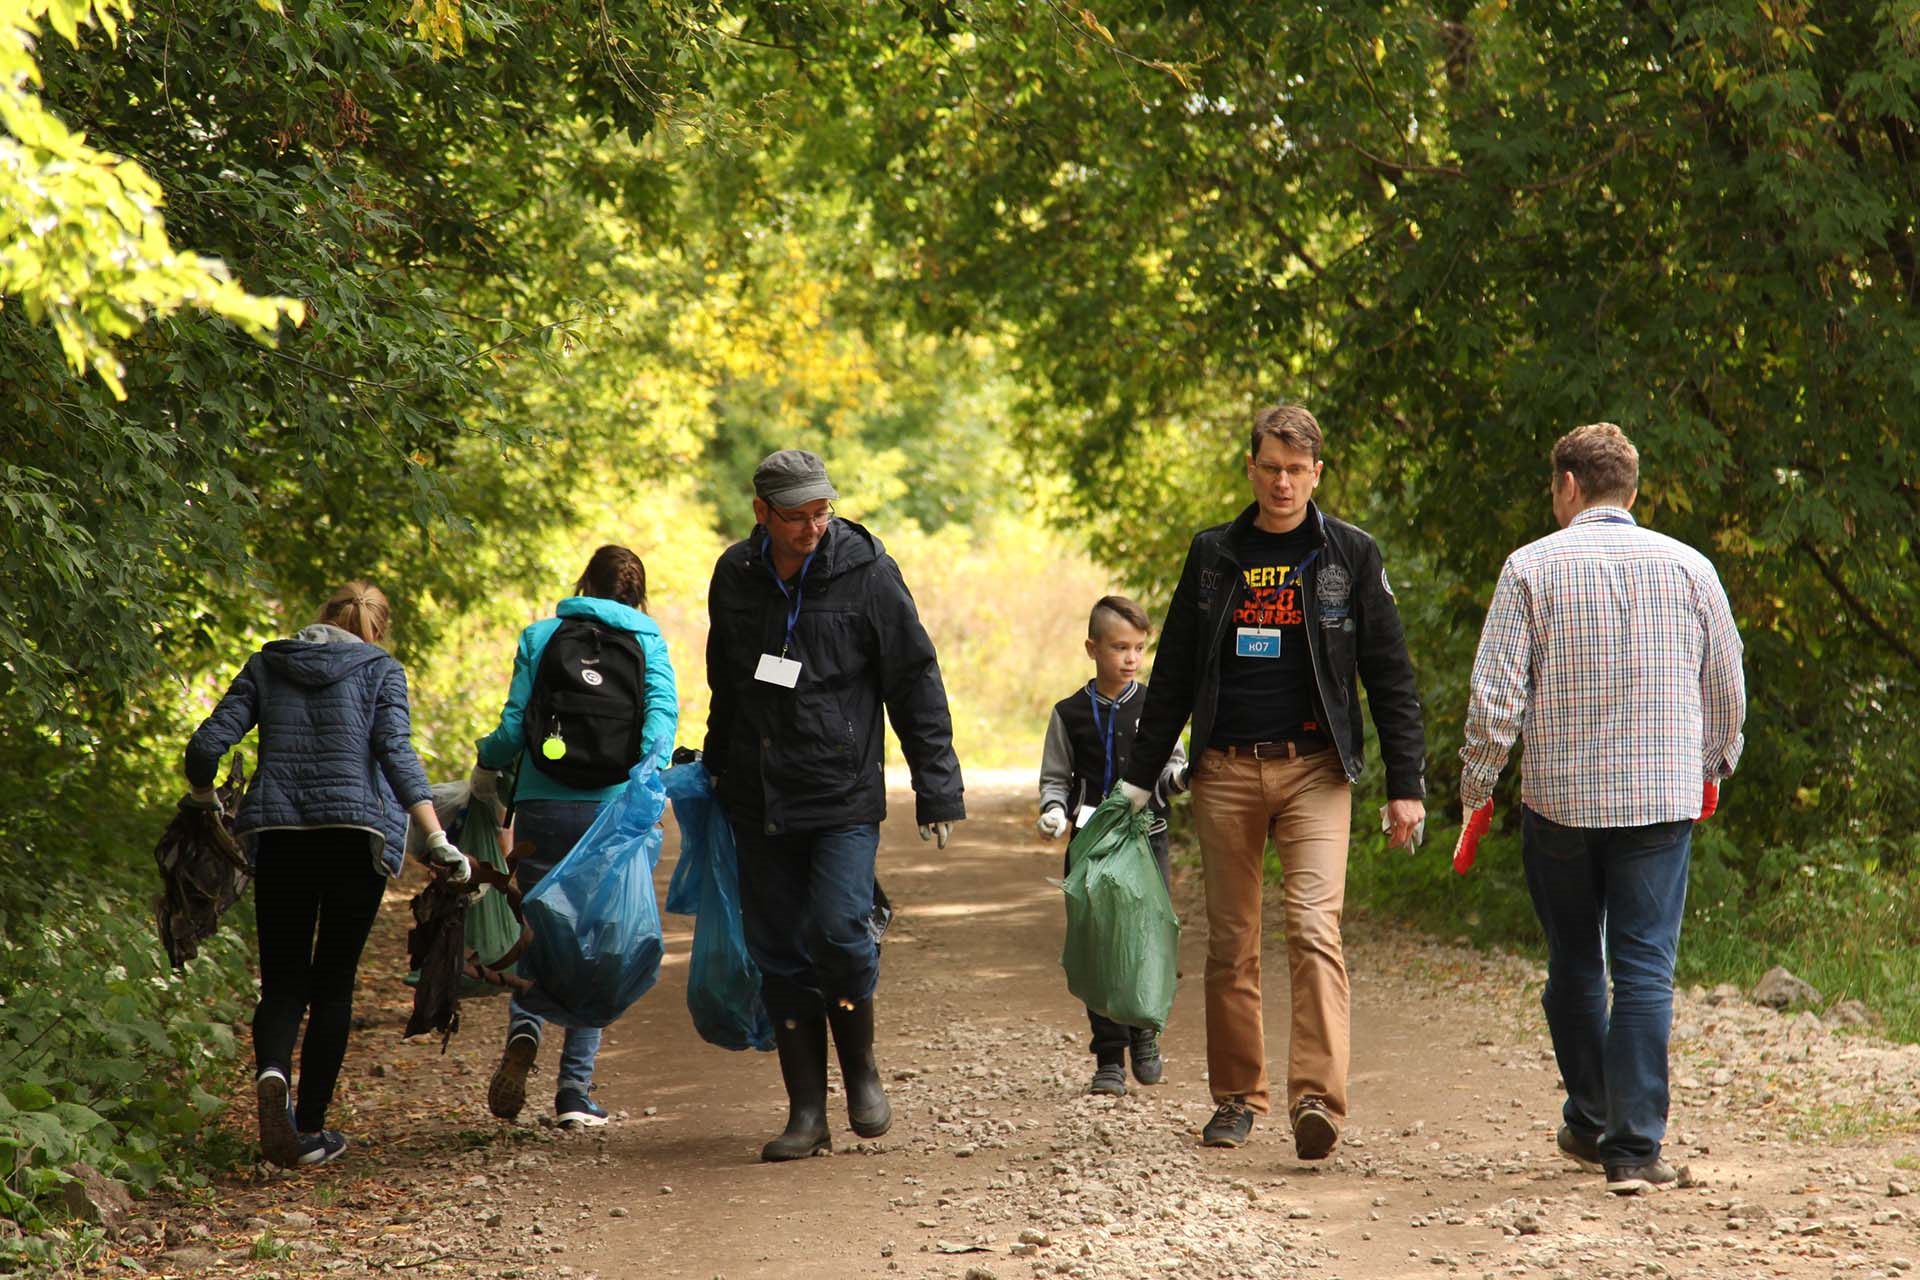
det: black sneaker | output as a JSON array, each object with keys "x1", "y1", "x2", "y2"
[
  {"x1": 1605, "y1": 1158, "x2": 1679, "y2": 1195},
  {"x1": 293, "y1": 1129, "x2": 348, "y2": 1167},
  {"x1": 1128, "y1": 1029, "x2": 1164, "y2": 1085},
  {"x1": 1557, "y1": 1124, "x2": 1604, "y2": 1173},
  {"x1": 1291, "y1": 1096, "x2": 1340, "y2": 1161},
  {"x1": 555, "y1": 1087, "x2": 609, "y2": 1128},
  {"x1": 488, "y1": 1032, "x2": 539, "y2": 1121},
  {"x1": 1201, "y1": 1098, "x2": 1254, "y2": 1148},
  {"x1": 1089, "y1": 1060, "x2": 1127, "y2": 1097}
]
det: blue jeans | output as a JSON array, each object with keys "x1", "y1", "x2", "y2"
[
  {"x1": 1521, "y1": 806, "x2": 1692, "y2": 1165},
  {"x1": 733, "y1": 823, "x2": 882, "y2": 1021},
  {"x1": 509, "y1": 800, "x2": 605, "y2": 1091}
]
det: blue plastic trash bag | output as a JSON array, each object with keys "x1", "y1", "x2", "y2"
[
  {"x1": 663, "y1": 762, "x2": 773, "y2": 1051},
  {"x1": 1060, "y1": 787, "x2": 1181, "y2": 1033},
  {"x1": 516, "y1": 756, "x2": 667, "y2": 1029}
]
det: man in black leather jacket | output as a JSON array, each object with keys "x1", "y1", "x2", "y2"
[{"x1": 1121, "y1": 405, "x2": 1427, "y2": 1159}]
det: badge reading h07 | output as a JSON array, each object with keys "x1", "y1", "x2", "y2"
[{"x1": 1235, "y1": 626, "x2": 1284, "y2": 659}]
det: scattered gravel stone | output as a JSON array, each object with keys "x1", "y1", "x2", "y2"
[{"x1": 1753, "y1": 966, "x2": 1822, "y2": 1009}]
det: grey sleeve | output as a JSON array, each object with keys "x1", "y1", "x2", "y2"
[{"x1": 1038, "y1": 708, "x2": 1075, "y2": 815}]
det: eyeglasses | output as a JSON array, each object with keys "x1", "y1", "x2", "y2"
[
  {"x1": 1252, "y1": 462, "x2": 1316, "y2": 481},
  {"x1": 770, "y1": 503, "x2": 834, "y2": 529}
]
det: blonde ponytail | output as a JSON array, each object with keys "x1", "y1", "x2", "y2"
[{"x1": 316, "y1": 581, "x2": 392, "y2": 644}]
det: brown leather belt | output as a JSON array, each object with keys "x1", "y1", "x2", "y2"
[{"x1": 1215, "y1": 738, "x2": 1330, "y2": 760}]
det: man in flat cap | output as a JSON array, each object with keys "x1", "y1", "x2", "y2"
[{"x1": 703, "y1": 449, "x2": 965, "y2": 1161}]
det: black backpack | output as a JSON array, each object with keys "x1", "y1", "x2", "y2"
[{"x1": 523, "y1": 618, "x2": 648, "y2": 789}]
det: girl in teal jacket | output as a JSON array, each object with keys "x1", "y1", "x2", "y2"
[{"x1": 471, "y1": 545, "x2": 677, "y2": 1126}]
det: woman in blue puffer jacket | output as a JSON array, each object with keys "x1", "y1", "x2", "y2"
[
  {"x1": 470, "y1": 545, "x2": 678, "y2": 1127},
  {"x1": 185, "y1": 582, "x2": 471, "y2": 1170}
]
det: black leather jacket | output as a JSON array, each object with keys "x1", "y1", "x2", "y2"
[{"x1": 1124, "y1": 501, "x2": 1427, "y2": 800}]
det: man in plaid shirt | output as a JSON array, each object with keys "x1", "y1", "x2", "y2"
[{"x1": 1456, "y1": 422, "x2": 1745, "y2": 1196}]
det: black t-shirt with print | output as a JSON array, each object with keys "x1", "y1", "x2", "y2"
[{"x1": 1209, "y1": 522, "x2": 1324, "y2": 747}]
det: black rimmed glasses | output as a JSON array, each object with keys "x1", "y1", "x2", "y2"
[{"x1": 771, "y1": 503, "x2": 835, "y2": 529}]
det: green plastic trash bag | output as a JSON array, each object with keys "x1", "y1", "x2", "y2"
[
  {"x1": 452, "y1": 786, "x2": 523, "y2": 997},
  {"x1": 1060, "y1": 788, "x2": 1181, "y2": 1033}
]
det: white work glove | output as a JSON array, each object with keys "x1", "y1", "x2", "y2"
[
  {"x1": 1118, "y1": 780, "x2": 1152, "y2": 814},
  {"x1": 468, "y1": 762, "x2": 499, "y2": 808},
  {"x1": 1036, "y1": 807, "x2": 1069, "y2": 840},
  {"x1": 424, "y1": 830, "x2": 471, "y2": 885},
  {"x1": 919, "y1": 822, "x2": 954, "y2": 850},
  {"x1": 1153, "y1": 761, "x2": 1191, "y2": 808}
]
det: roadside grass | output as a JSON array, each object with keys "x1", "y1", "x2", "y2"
[
  {"x1": 1166, "y1": 812, "x2": 1920, "y2": 1049},
  {"x1": 1341, "y1": 823, "x2": 1920, "y2": 1045},
  {"x1": 1782, "y1": 1100, "x2": 1920, "y2": 1145}
]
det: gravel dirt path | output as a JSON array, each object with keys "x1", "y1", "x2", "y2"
[{"x1": 116, "y1": 778, "x2": 1920, "y2": 1280}]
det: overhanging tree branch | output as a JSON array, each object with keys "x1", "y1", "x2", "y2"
[{"x1": 1801, "y1": 535, "x2": 1920, "y2": 672}]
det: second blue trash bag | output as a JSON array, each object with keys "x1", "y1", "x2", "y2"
[
  {"x1": 516, "y1": 756, "x2": 667, "y2": 1029},
  {"x1": 662, "y1": 762, "x2": 774, "y2": 1051}
]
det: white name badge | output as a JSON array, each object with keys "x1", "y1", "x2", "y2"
[
  {"x1": 753, "y1": 653, "x2": 802, "y2": 687},
  {"x1": 1235, "y1": 627, "x2": 1284, "y2": 659},
  {"x1": 1075, "y1": 804, "x2": 1096, "y2": 830}
]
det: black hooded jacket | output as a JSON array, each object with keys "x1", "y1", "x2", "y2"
[
  {"x1": 703, "y1": 517, "x2": 966, "y2": 835},
  {"x1": 1123, "y1": 501, "x2": 1427, "y2": 800}
]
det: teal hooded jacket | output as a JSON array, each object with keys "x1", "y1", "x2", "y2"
[{"x1": 476, "y1": 596, "x2": 679, "y2": 805}]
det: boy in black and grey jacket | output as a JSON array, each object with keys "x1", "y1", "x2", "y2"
[{"x1": 1038, "y1": 595, "x2": 1188, "y2": 1096}]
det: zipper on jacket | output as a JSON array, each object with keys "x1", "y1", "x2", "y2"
[
  {"x1": 1194, "y1": 541, "x2": 1246, "y2": 749},
  {"x1": 1296, "y1": 549, "x2": 1355, "y2": 782}
]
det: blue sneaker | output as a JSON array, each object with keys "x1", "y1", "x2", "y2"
[
  {"x1": 293, "y1": 1129, "x2": 348, "y2": 1167},
  {"x1": 555, "y1": 1087, "x2": 608, "y2": 1128}
]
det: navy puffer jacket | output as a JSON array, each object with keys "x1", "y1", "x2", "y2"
[{"x1": 185, "y1": 623, "x2": 434, "y2": 876}]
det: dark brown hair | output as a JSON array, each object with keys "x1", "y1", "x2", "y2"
[
  {"x1": 316, "y1": 581, "x2": 391, "y2": 644},
  {"x1": 1088, "y1": 595, "x2": 1151, "y2": 640},
  {"x1": 576, "y1": 545, "x2": 648, "y2": 610},
  {"x1": 1251, "y1": 403, "x2": 1324, "y2": 462},
  {"x1": 1551, "y1": 423, "x2": 1639, "y2": 504}
]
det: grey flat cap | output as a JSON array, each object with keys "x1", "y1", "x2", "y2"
[{"x1": 753, "y1": 449, "x2": 839, "y2": 507}]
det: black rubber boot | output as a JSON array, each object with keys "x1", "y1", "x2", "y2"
[
  {"x1": 761, "y1": 1015, "x2": 832, "y2": 1162},
  {"x1": 826, "y1": 998, "x2": 892, "y2": 1138}
]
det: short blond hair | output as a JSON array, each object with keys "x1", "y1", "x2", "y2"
[
  {"x1": 1551, "y1": 423, "x2": 1639, "y2": 503},
  {"x1": 316, "y1": 581, "x2": 391, "y2": 644}
]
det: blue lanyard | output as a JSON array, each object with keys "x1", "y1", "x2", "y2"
[
  {"x1": 1280, "y1": 548, "x2": 1321, "y2": 595},
  {"x1": 1086, "y1": 682, "x2": 1132, "y2": 795},
  {"x1": 760, "y1": 537, "x2": 817, "y2": 658},
  {"x1": 1240, "y1": 548, "x2": 1319, "y2": 625},
  {"x1": 1592, "y1": 514, "x2": 1634, "y2": 526}
]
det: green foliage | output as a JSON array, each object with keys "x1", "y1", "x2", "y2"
[
  {"x1": 707, "y1": 0, "x2": 1920, "y2": 878},
  {"x1": 0, "y1": 0, "x2": 306, "y2": 399},
  {"x1": 0, "y1": 864, "x2": 254, "y2": 1233}
]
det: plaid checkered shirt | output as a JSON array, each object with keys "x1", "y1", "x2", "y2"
[{"x1": 1459, "y1": 506, "x2": 1747, "y2": 827}]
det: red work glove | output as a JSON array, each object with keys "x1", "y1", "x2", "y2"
[
  {"x1": 1453, "y1": 800, "x2": 1493, "y2": 876},
  {"x1": 1698, "y1": 780, "x2": 1718, "y2": 822}
]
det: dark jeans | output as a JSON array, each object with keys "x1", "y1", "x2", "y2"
[
  {"x1": 1521, "y1": 806, "x2": 1693, "y2": 1165},
  {"x1": 509, "y1": 800, "x2": 606, "y2": 1090},
  {"x1": 733, "y1": 823, "x2": 882, "y2": 1022},
  {"x1": 1070, "y1": 828, "x2": 1173, "y2": 1060},
  {"x1": 251, "y1": 828, "x2": 388, "y2": 1133}
]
